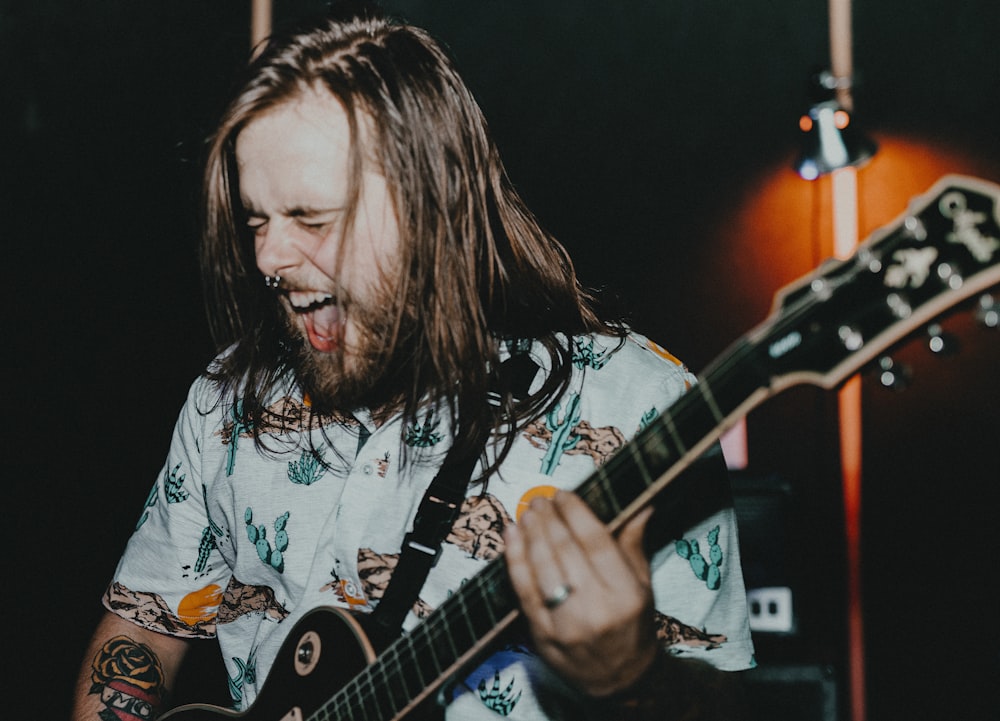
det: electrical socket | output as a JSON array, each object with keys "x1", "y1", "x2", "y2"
[{"x1": 746, "y1": 586, "x2": 795, "y2": 633}]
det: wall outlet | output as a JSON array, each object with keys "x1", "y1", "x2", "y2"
[{"x1": 747, "y1": 586, "x2": 795, "y2": 633}]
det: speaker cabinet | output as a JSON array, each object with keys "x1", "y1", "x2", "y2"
[{"x1": 743, "y1": 664, "x2": 839, "y2": 721}]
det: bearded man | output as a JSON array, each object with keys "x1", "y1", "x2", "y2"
[{"x1": 72, "y1": 5, "x2": 755, "y2": 720}]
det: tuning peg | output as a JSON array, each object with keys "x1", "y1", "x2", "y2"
[
  {"x1": 926, "y1": 323, "x2": 959, "y2": 356},
  {"x1": 975, "y1": 293, "x2": 998, "y2": 329},
  {"x1": 876, "y1": 355, "x2": 910, "y2": 391}
]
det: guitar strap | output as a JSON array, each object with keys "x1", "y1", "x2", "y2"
[{"x1": 369, "y1": 350, "x2": 539, "y2": 643}]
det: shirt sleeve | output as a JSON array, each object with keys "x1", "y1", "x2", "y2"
[{"x1": 102, "y1": 376, "x2": 230, "y2": 639}]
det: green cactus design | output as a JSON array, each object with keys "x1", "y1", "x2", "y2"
[
  {"x1": 194, "y1": 487, "x2": 225, "y2": 574},
  {"x1": 288, "y1": 449, "x2": 325, "y2": 485},
  {"x1": 227, "y1": 646, "x2": 258, "y2": 706},
  {"x1": 225, "y1": 400, "x2": 253, "y2": 477},
  {"x1": 539, "y1": 393, "x2": 582, "y2": 475},
  {"x1": 638, "y1": 407, "x2": 658, "y2": 432},
  {"x1": 135, "y1": 482, "x2": 158, "y2": 531},
  {"x1": 194, "y1": 527, "x2": 217, "y2": 574},
  {"x1": 404, "y1": 413, "x2": 442, "y2": 448},
  {"x1": 245, "y1": 507, "x2": 290, "y2": 573},
  {"x1": 572, "y1": 337, "x2": 611, "y2": 370},
  {"x1": 676, "y1": 525, "x2": 723, "y2": 590},
  {"x1": 164, "y1": 462, "x2": 189, "y2": 503},
  {"x1": 478, "y1": 670, "x2": 522, "y2": 716}
]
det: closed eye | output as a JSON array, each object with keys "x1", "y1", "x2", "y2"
[{"x1": 246, "y1": 218, "x2": 268, "y2": 235}]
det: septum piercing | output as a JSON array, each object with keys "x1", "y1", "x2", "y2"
[{"x1": 264, "y1": 275, "x2": 282, "y2": 289}]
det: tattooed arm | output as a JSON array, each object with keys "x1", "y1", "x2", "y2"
[{"x1": 72, "y1": 610, "x2": 191, "y2": 721}]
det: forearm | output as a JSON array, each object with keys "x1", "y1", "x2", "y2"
[
  {"x1": 586, "y1": 653, "x2": 749, "y2": 721},
  {"x1": 72, "y1": 610, "x2": 190, "y2": 721}
]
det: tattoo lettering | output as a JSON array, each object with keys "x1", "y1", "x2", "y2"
[{"x1": 89, "y1": 635, "x2": 166, "y2": 720}]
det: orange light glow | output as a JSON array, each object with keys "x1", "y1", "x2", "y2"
[
  {"x1": 707, "y1": 133, "x2": 999, "y2": 721},
  {"x1": 834, "y1": 109, "x2": 851, "y2": 129},
  {"x1": 799, "y1": 115, "x2": 813, "y2": 133}
]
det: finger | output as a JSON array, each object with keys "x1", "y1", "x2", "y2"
[
  {"x1": 520, "y1": 497, "x2": 576, "y2": 613},
  {"x1": 550, "y1": 491, "x2": 639, "y2": 593},
  {"x1": 617, "y1": 505, "x2": 654, "y2": 581},
  {"x1": 503, "y1": 499, "x2": 567, "y2": 617}
]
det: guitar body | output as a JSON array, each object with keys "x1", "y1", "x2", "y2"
[{"x1": 164, "y1": 608, "x2": 382, "y2": 721}]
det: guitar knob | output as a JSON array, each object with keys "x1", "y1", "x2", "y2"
[
  {"x1": 936, "y1": 262, "x2": 965, "y2": 290},
  {"x1": 886, "y1": 292, "x2": 912, "y2": 319},
  {"x1": 927, "y1": 323, "x2": 959, "y2": 355},
  {"x1": 297, "y1": 641, "x2": 314, "y2": 663},
  {"x1": 877, "y1": 356, "x2": 910, "y2": 391},
  {"x1": 901, "y1": 215, "x2": 928, "y2": 241},
  {"x1": 976, "y1": 293, "x2": 999, "y2": 328},
  {"x1": 838, "y1": 325, "x2": 864, "y2": 351}
]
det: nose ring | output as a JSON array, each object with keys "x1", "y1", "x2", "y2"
[{"x1": 264, "y1": 275, "x2": 282, "y2": 289}]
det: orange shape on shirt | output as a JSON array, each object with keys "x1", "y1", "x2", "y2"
[
  {"x1": 177, "y1": 584, "x2": 223, "y2": 626},
  {"x1": 645, "y1": 339, "x2": 683, "y2": 366},
  {"x1": 516, "y1": 485, "x2": 559, "y2": 522}
]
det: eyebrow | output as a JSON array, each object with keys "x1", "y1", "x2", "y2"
[
  {"x1": 238, "y1": 202, "x2": 343, "y2": 218},
  {"x1": 287, "y1": 205, "x2": 342, "y2": 218}
]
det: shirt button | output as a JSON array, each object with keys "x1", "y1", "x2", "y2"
[{"x1": 362, "y1": 463, "x2": 375, "y2": 475}]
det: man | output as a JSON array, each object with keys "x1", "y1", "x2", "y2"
[{"x1": 72, "y1": 5, "x2": 755, "y2": 720}]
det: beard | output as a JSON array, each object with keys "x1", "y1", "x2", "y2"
[{"x1": 284, "y1": 294, "x2": 415, "y2": 416}]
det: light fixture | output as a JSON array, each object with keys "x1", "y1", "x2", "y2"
[{"x1": 794, "y1": 72, "x2": 877, "y2": 180}]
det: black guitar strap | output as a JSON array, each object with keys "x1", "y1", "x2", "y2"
[{"x1": 369, "y1": 350, "x2": 539, "y2": 642}]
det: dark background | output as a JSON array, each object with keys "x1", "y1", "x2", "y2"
[{"x1": 4, "y1": 1, "x2": 999, "y2": 718}]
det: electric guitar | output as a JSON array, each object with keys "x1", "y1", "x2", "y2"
[{"x1": 163, "y1": 175, "x2": 1000, "y2": 721}]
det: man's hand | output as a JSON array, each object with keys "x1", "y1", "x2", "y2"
[{"x1": 503, "y1": 490, "x2": 659, "y2": 697}]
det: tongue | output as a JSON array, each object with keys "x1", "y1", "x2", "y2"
[{"x1": 303, "y1": 303, "x2": 341, "y2": 353}]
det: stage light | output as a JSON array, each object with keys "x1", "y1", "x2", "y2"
[{"x1": 795, "y1": 99, "x2": 878, "y2": 180}]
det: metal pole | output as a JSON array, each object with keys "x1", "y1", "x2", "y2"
[
  {"x1": 251, "y1": 0, "x2": 272, "y2": 53},
  {"x1": 829, "y1": 2, "x2": 867, "y2": 720}
]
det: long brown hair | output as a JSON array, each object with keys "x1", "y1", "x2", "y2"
[{"x1": 200, "y1": 2, "x2": 622, "y2": 476}]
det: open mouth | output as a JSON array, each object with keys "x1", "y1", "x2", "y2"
[{"x1": 287, "y1": 291, "x2": 341, "y2": 353}]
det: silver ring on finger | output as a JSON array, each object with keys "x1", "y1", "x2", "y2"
[{"x1": 542, "y1": 583, "x2": 573, "y2": 609}]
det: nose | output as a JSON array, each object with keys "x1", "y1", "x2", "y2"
[{"x1": 254, "y1": 221, "x2": 297, "y2": 279}]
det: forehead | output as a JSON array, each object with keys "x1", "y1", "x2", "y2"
[{"x1": 234, "y1": 87, "x2": 369, "y2": 208}]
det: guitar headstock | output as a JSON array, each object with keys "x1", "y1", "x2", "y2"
[{"x1": 753, "y1": 175, "x2": 1000, "y2": 389}]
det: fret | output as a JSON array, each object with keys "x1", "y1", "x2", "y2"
[
  {"x1": 474, "y1": 574, "x2": 500, "y2": 628},
  {"x1": 407, "y1": 635, "x2": 429, "y2": 691},
  {"x1": 425, "y1": 618, "x2": 457, "y2": 675},
  {"x1": 481, "y1": 563, "x2": 515, "y2": 612},
  {"x1": 699, "y1": 343, "x2": 769, "y2": 420},
  {"x1": 308, "y1": 700, "x2": 331, "y2": 721},
  {"x1": 367, "y1": 663, "x2": 398, "y2": 720},
  {"x1": 332, "y1": 691, "x2": 355, "y2": 721},
  {"x1": 463, "y1": 589, "x2": 496, "y2": 642},
  {"x1": 662, "y1": 412, "x2": 687, "y2": 456},
  {"x1": 383, "y1": 648, "x2": 412, "y2": 713},
  {"x1": 333, "y1": 675, "x2": 359, "y2": 721},
  {"x1": 352, "y1": 674, "x2": 378, "y2": 721},
  {"x1": 455, "y1": 592, "x2": 479, "y2": 650},
  {"x1": 668, "y1": 388, "x2": 723, "y2": 452},
  {"x1": 698, "y1": 379, "x2": 725, "y2": 423},
  {"x1": 391, "y1": 640, "x2": 426, "y2": 705},
  {"x1": 637, "y1": 419, "x2": 674, "y2": 472},
  {"x1": 348, "y1": 682, "x2": 369, "y2": 721},
  {"x1": 577, "y1": 468, "x2": 616, "y2": 521},
  {"x1": 430, "y1": 613, "x2": 461, "y2": 670},
  {"x1": 411, "y1": 623, "x2": 443, "y2": 680},
  {"x1": 627, "y1": 442, "x2": 654, "y2": 486}
]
